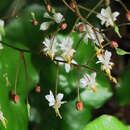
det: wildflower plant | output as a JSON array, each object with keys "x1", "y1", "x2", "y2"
[{"x1": 0, "y1": 0, "x2": 130, "y2": 129}]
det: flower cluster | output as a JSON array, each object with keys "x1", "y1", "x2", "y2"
[{"x1": 42, "y1": 36, "x2": 76, "y2": 72}]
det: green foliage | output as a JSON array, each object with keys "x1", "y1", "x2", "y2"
[
  {"x1": 116, "y1": 66, "x2": 130, "y2": 106},
  {"x1": 84, "y1": 115, "x2": 129, "y2": 130}
]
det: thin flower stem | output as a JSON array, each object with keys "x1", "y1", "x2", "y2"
[
  {"x1": 86, "y1": 53, "x2": 96, "y2": 66},
  {"x1": 86, "y1": 0, "x2": 103, "y2": 18},
  {"x1": 77, "y1": 66, "x2": 80, "y2": 101},
  {"x1": 70, "y1": 17, "x2": 80, "y2": 36},
  {"x1": 74, "y1": 32, "x2": 86, "y2": 50},
  {"x1": 54, "y1": 58, "x2": 99, "y2": 72},
  {"x1": 62, "y1": 0, "x2": 75, "y2": 12},
  {"x1": 78, "y1": 5, "x2": 99, "y2": 15},
  {"x1": 21, "y1": 52, "x2": 29, "y2": 99},
  {"x1": 55, "y1": 62, "x2": 60, "y2": 97},
  {"x1": 14, "y1": 52, "x2": 22, "y2": 94},
  {"x1": 0, "y1": 41, "x2": 34, "y2": 53},
  {"x1": 117, "y1": 0, "x2": 128, "y2": 12}
]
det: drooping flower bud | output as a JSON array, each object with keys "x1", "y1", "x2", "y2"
[
  {"x1": 32, "y1": 20, "x2": 38, "y2": 26},
  {"x1": 76, "y1": 101, "x2": 83, "y2": 111},
  {"x1": 13, "y1": 94, "x2": 19, "y2": 104},
  {"x1": 111, "y1": 41, "x2": 118, "y2": 47},
  {"x1": 126, "y1": 11, "x2": 130, "y2": 21},
  {"x1": 46, "y1": 4, "x2": 51, "y2": 12},
  {"x1": 61, "y1": 23, "x2": 67, "y2": 30},
  {"x1": 70, "y1": 1, "x2": 76, "y2": 9},
  {"x1": 35, "y1": 86, "x2": 41, "y2": 93},
  {"x1": 78, "y1": 24, "x2": 84, "y2": 32}
]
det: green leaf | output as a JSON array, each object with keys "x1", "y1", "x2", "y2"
[
  {"x1": 84, "y1": 115, "x2": 129, "y2": 130},
  {"x1": 116, "y1": 66, "x2": 130, "y2": 106},
  {"x1": 115, "y1": 47, "x2": 130, "y2": 55},
  {"x1": 0, "y1": 45, "x2": 39, "y2": 130}
]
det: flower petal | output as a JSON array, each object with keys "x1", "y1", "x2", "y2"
[{"x1": 57, "y1": 93, "x2": 64, "y2": 101}]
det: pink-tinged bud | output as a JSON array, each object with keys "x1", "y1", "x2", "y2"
[
  {"x1": 70, "y1": 1, "x2": 76, "y2": 9},
  {"x1": 32, "y1": 20, "x2": 38, "y2": 26},
  {"x1": 35, "y1": 86, "x2": 41, "y2": 93},
  {"x1": 76, "y1": 101, "x2": 83, "y2": 111},
  {"x1": 78, "y1": 24, "x2": 84, "y2": 32},
  {"x1": 13, "y1": 94, "x2": 19, "y2": 104},
  {"x1": 46, "y1": 4, "x2": 51, "y2": 12},
  {"x1": 112, "y1": 41, "x2": 118, "y2": 47},
  {"x1": 61, "y1": 23, "x2": 67, "y2": 30},
  {"x1": 126, "y1": 11, "x2": 130, "y2": 21}
]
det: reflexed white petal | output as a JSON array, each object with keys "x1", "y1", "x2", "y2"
[
  {"x1": 71, "y1": 59, "x2": 77, "y2": 64},
  {"x1": 65, "y1": 63, "x2": 70, "y2": 73},
  {"x1": 0, "y1": 19, "x2": 4, "y2": 27},
  {"x1": 53, "y1": 13, "x2": 64, "y2": 23},
  {"x1": 40, "y1": 22, "x2": 51, "y2": 31},
  {"x1": 57, "y1": 93, "x2": 64, "y2": 101},
  {"x1": 45, "y1": 90, "x2": 55, "y2": 106},
  {"x1": 91, "y1": 72, "x2": 96, "y2": 79}
]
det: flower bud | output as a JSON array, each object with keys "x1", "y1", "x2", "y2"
[
  {"x1": 61, "y1": 23, "x2": 67, "y2": 30},
  {"x1": 78, "y1": 24, "x2": 84, "y2": 32},
  {"x1": 46, "y1": 4, "x2": 51, "y2": 12},
  {"x1": 70, "y1": 1, "x2": 76, "y2": 9},
  {"x1": 13, "y1": 94, "x2": 19, "y2": 104},
  {"x1": 32, "y1": 20, "x2": 38, "y2": 26},
  {"x1": 76, "y1": 101, "x2": 83, "y2": 111},
  {"x1": 126, "y1": 11, "x2": 130, "y2": 21},
  {"x1": 35, "y1": 86, "x2": 41, "y2": 93},
  {"x1": 112, "y1": 41, "x2": 118, "y2": 47}
]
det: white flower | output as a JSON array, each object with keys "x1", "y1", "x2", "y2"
[
  {"x1": 59, "y1": 37, "x2": 75, "y2": 64},
  {"x1": 45, "y1": 90, "x2": 66, "y2": 119},
  {"x1": 55, "y1": 56, "x2": 77, "y2": 73},
  {"x1": 96, "y1": 50, "x2": 114, "y2": 71},
  {"x1": 53, "y1": 13, "x2": 64, "y2": 23},
  {"x1": 0, "y1": 19, "x2": 4, "y2": 50},
  {"x1": 40, "y1": 12, "x2": 64, "y2": 31},
  {"x1": 78, "y1": 23, "x2": 104, "y2": 46},
  {"x1": 96, "y1": 6, "x2": 120, "y2": 27},
  {"x1": 40, "y1": 21, "x2": 53, "y2": 31},
  {"x1": 0, "y1": 111, "x2": 7, "y2": 128},
  {"x1": 80, "y1": 72, "x2": 97, "y2": 92},
  {"x1": 42, "y1": 37, "x2": 58, "y2": 60},
  {"x1": 0, "y1": 19, "x2": 4, "y2": 27}
]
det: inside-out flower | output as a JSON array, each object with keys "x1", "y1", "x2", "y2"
[
  {"x1": 40, "y1": 12, "x2": 64, "y2": 31},
  {"x1": 59, "y1": 37, "x2": 75, "y2": 64},
  {"x1": 0, "y1": 111, "x2": 7, "y2": 128},
  {"x1": 96, "y1": 50, "x2": 117, "y2": 84},
  {"x1": 78, "y1": 23, "x2": 104, "y2": 47},
  {"x1": 96, "y1": 50, "x2": 114, "y2": 75},
  {"x1": 45, "y1": 90, "x2": 66, "y2": 119},
  {"x1": 80, "y1": 72, "x2": 97, "y2": 93},
  {"x1": 96, "y1": 6, "x2": 120, "y2": 27},
  {"x1": 42, "y1": 37, "x2": 58, "y2": 60}
]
